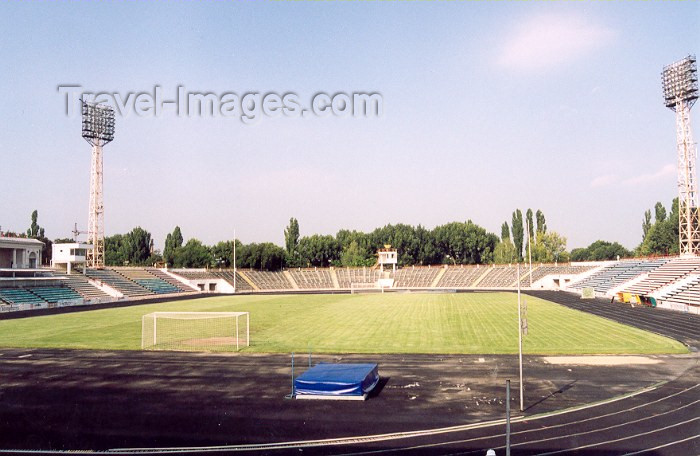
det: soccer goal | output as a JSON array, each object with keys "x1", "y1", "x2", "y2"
[
  {"x1": 141, "y1": 312, "x2": 249, "y2": 352},
  {"x1": 350, "y1": 282, "x2": 380, "y2": 294}
]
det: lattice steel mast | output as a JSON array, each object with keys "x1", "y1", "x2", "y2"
[
  {"x1": 662, "y1": 56, "x2": 699, "y2": 256},
  {"x1": 81, "y1": 100, "x2": 115, "y2": 268}
]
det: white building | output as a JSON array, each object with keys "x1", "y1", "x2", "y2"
[
  {"x1": 0, "y1": 237, "x2": 43, "y2": 269},
  {"x1": 52, "y1": 243, "x2": 92, "y2": 274}
]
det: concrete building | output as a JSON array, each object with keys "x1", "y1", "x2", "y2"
[
  {"x1": 0, "y1": 237, "x2": 44, "y2": 269},
  {"x1": 52, "y1": 243, "x2": 92, "y2": 274}
]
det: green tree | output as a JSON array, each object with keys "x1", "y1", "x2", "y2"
[
  {"x1": 511, "y1": 210, "x2": 524, "y2": 262},
  {"x1": 105, "y1": 234, "x2": 128, "y2": 266},
  {"x1": 338, "y1": 238, "x2": 372, "y2": 267},
  {"x1": 642, "y1": 209, "x2": 652, "y2": 241},
  {"x1": 174, "y1": 239, "x2": 212, "y2": 268},
  {"x1": 535, "y1": 209, "x2": 546, "y2": 234},
  {"x1": 501, "y1": 222, "x2": 510, "y2": 241},
  {"x1": 163, "y1": 226, "x2": 183, "y2": 266},
  {"x1": 525, "y1": 208, "x2": 534, "y2": 258},
  {"x1": 638, "y1": 198, "x2": 679, "y2": 256},
  {"x1": 298, "y1": 234, "x2": 339, "y2": 267},
  {"x1": 211, "y1": 240, "x2": 234, "y2": 267},
  {"x1": 570, "y1": 240, "x2": 631, "y2": 261},
  {"x1": 284, "y1": 217, "x2": 300, "y2": 267},
  {"x1": 26, "y1": 210, "x2": 51, "y2": 264},
  {"x1": 531, "y1": 231, "x2": 569, "y2": 263},
  {"x1": 654, "y1": 202, "x2": 667, "y2": 223},
  {"x1": 126, "y1": 227, "x2": 152, "y2": 265},
  {"x1": 493, "y1": 239, "x2": 517, "y2": 264},
  {"x1": 27, "y1": 210, "x2": 44, "y2": 238}
]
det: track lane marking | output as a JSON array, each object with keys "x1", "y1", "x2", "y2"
[
  {"x1": 533, "y1": 417, "x2": 700, "y2": 456},
  {"x1": 106, "y1": 383, "x2": 695, "y2": 454},
  {"x1": 621, "y1": 434, "x2": 700, "y2": 455}
]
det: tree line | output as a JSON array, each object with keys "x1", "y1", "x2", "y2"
[{"x1": 3, "y1": 202, "x2": 684, "y2": 271}]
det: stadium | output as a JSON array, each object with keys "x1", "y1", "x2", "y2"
[{"x1": 1, "y1": 3, "x2": 700, "y2": 456}]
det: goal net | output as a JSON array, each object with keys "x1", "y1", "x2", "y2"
[
  {"x1": 142, "y1": 311, "x2": 249, "y2": 352},
  {"x1": 351, "y1": 282, "x2": 380, "y2": 294}
]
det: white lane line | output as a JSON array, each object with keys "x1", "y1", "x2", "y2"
[
  {"x1": 336, "y1": 399, "x2": 700, "y2": 456},
  {"x1": 533, "y1": 417, "x2": 700, "y2": 456},
  {"x1": 621, "y1": 434, "x2": 700, "y2": 455},
  {"x1": 108, "y1": 383, "x2": 698, "y2": 455}
]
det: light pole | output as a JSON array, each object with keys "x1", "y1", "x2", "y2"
[
  {"x1": 81, "y1": 100, "x2": 115, "y2": 269},
  {"x1": 516, "y1": 264, "x2": 524, "y2": 412},
  {"x1": 662, "y1": 55, "x2": 699, "y2": 255}
]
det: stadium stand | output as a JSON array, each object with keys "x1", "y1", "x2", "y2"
[
  {"x1": 60, "y1": 274, "x2": 111, "y2": 300},
  {"x1": 477, "y1": 266, "x2": 518, "y2": 288},
  {"x1": 393, "y1": 267, "x2": 441, "y2": 288},
  {"x1": 623, "y1": 256, "x2": 700, "y2": 296},
  {"x1": 171, "y1": 270, "x2": 214, "y2": 280},
  {"x1": 146, "y1": 268, "x2": 191, "y2": 292},
  {"x1": 570, "y1": 259, "x2": 669, "y2": 294},
  {"x1": 655, "y1": 274, "x2": 700, "y2": 309},
  {"x1": 244, "y1": 270, "x2": 293, "y2": 290},
  {"x1": 436, "y1": 266, "x2": 484, "y2": 288},
  {"x1": 28, "y1": 286, "x2": 82, "y2": 303},
  {"x1": 212, "y1": 271, "x2": 254, "y2": 292},
  {"x1": 0, "y1": 288, "x2": 47, "y2": 306},
  {"x1": 117, "y1": 268, "x2": 183, "y2": 294},
  {"x1": 288, "y1": 269, "x2": 335, "y2": 289},
  {"x1": 518, "y1": 265, "x2": 596, "y2": 287},
  {"x1": 85, "y1": 269, "x2": 151, "y2": 297},
  {"x1": 335, "y1": 268, "x2": 383, "y2": 288}
]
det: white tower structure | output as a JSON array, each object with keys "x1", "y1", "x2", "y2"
[
  {"x1": 81, "y1": 100, "x2": 115, "y2": 268},
  {"x1": 663, "y1": 56, "x2": 699, "y2": 256}
]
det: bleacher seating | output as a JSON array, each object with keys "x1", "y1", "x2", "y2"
[
  {"x1": 29, "y1": 286, "x2": 82, "y2": 303},
  {"x1": 212, "y1": 271, "x2": 254, "y2": 291},
  {"x1": 60, "y1": 274, "x2": 111, "y2": 299},
  {"x1": 436, "y1": 266, "x2": 484, "y2": 288},
  {"x1": 519, "y1": 265, "x2": 596, "y2": 287},
  {"x1": 655, "y1": 274, "x2": 700, "y2": 309},
  {"x1": 335, "y1": 268, "x2": 383, "y2": 288},
  {"x1": 0, "y1": 288, "x2": 47, "y2": 306},
  {"x1": 288, "y1": 269, "x2": 334, "y2": 289},
  {"x1": 624, "y1": 257, "x2": 700, "y2": 296},
  {"x1": 172, "y1": 270, "x2": 215, "y2": 280},
  {"x1": 393, "y1": 267, "x2": 441, "y2": 288},
  {"x1": 244, "y1": 270, "x2": 292, "y2": 290},
  {"x1": 85, "y1": 269, "x2": 151, "y2": 297},
  {"x1": 478, "y1": 266, "x2": 518, "y2": 287},
  {"x1": 146, "y1": 268, "x2": 191, "y2": 292},
  {"x1": 571, "y1": 259, "x2": 669, "y2": 294},
  {"x1": 117, "y1": 268, "x2": 182, "y2": 294}
]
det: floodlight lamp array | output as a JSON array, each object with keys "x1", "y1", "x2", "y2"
[
  {"x1": 662, "y1": 55, "x2": 698, "y2": 110},
  {"x1": 82, "y1": 100, "x2": 115, "y2": 146}
]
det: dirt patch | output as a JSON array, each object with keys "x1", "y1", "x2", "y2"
[{"x1": 543, "y1": 355, "x2": 661, "y2": 365}]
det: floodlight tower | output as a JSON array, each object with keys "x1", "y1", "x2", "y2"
[
  {"x1": 662, "y1": 56, "x2": 699, "y2": 256},
  {"x1": 81, "y1": 100, "x2": 115, "y2": 268}
]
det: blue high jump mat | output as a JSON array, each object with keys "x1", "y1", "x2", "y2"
[{"x1": 294, "y1": 363, "x2": 380, "y2": 400}]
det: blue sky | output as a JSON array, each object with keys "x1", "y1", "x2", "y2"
[{"x1": 1, "y1": 1, "x2": 698, "y2": 251}]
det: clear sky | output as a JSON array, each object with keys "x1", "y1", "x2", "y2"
[{"x1": 1, "y1": 1, "x2": 698, "y2": 251}]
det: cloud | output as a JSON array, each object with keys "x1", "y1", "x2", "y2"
[
  {"x1": 622, "y1": 164, "x2": 676, "y2": 186},
  {"x1": 497, "y1": 13, "x2": 615, "y2": 72},
  {"x1": 590, "y1": 174, "x2": 618, "y2": 188},
  {"x1": 590, "y1": 164, "x2": 676, "y2": 188}
]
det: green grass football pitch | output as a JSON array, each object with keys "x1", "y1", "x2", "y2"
[{"x1": 0, "y1": 292, "x2": 687, "y2": 355}]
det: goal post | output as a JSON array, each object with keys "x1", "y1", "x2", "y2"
[{"x1": 141, "y1": 311, "x2": 249, "y2": 352}]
